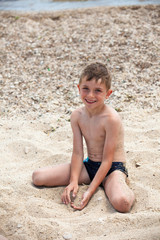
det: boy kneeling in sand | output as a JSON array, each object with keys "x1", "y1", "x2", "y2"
[{"x1": 32, "y1": 62, "x2": 135, "y2": 212}]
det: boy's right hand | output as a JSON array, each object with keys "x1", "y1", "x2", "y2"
[{"x1": 61, "y1": 182, "x2": 78, "y2": 205}]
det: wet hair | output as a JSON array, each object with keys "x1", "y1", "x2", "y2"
[{"x1": 79, "y1": 62, "x2": 111, "y2": 89}]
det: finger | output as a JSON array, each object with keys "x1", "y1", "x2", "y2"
[
  {"x1": 71, "y1": 204, "x2": 84, "y2": 210},
  {"x1": 72, "y1": 187, "x2": 78, "y2": 198},
  {"x1": 70, "y1": 203, "x2": 82, "y2": 210},
  {"x1": 66, "y1": 188, "x2": 71, "y2": 204},
  {"x1": 61, "y1": 189, "x2": 70, "y2": 205},
  {"x1": 61, "y1": 193, "x2": 66, "y2": 204},
  {"x1": 70, "y1": 201, "x2": 85, "y2": 210}
]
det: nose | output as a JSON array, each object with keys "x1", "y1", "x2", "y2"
[{"x1": 88, "y1": 90, "x2": 94, "y2": 98}]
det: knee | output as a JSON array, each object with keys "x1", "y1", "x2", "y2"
[
  {"x1": 32, "y1": 169, "x2": 44, "y2": 186},
  {"x1": 112, "y1": 195, "x2": 134, "y2": 213}
]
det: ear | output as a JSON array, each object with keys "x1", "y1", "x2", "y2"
[
  {"x1": 106, "y1": 89, "x2": 112, "y2": 99},
  {"x1": 77, "y1": 84, "x2": 80, "y2": 92}
]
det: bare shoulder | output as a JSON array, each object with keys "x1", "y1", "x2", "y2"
[
  {"x1": 70, "y1": 107, "x2": 84, "y2": 124},
  {"x1": 105, "y1": 106, "x2": 121, "y2": 122},
  {"x1": 104, "y1": 106, "x2": 123, "y2": 130}
]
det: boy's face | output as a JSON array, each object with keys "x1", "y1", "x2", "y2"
[{"x1": 78, "y1": 77, "x2": 112, "y2": 109}]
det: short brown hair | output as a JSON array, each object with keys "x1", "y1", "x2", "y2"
[{"x1": 79, "y1": 62, "x2": 111, "y2": 89}]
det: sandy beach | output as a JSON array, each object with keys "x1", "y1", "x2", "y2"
[{"x1": 0, "y1": 5, "x2": 160, "y2": 240}]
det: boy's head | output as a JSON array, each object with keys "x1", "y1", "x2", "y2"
[{"x1": 79, "y1": 62, "x2": 111, "y2": 90}]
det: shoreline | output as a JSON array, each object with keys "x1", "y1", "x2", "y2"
[{"x1": 0, "y1": 0, "x2": 159, "y2": 12}]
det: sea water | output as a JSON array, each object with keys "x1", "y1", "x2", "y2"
[{"x1": 0, "y1": 0, "x2": 159, "y2": 11}]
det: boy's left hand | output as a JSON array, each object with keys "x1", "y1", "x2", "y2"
[{"x1": 71, "y1": 190, "x2": 92, "y2": 210}]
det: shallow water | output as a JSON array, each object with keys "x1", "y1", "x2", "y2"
[{"x1": 0, "y1": 0, "x2": 159, "y2": 11}]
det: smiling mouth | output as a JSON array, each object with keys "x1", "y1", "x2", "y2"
[{"x1": 85, "y1": 99, "x2": 96, "y2": 104}]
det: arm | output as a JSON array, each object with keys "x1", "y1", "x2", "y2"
[
  {"x1": 61, "y1": 110, "x2": 84, "y2": 205},
  {"x1": 72, "y1": 116, "x2": 121, "y2": 210},
  {"x1": 70, "y1": 111, "x2": 84, "y2": 184}
]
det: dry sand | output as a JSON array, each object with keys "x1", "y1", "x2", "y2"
[{"x1": 0, "y1": 5, "x2": 160, "y2": 240}]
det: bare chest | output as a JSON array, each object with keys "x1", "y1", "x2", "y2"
[{"x1": 79, "y1": 119, "x2": 105, "y2": 143}]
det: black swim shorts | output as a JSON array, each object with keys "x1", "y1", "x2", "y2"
[{"x1": 83, "y1": 158, "x2": 128, "y2": 183}]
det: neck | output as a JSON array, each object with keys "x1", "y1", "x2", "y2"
[{"x1": 85, "y1": 103, "x2": 106, "y2": 117}]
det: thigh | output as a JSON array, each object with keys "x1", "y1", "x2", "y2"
[
  {"x1": 79, "y1": 164, "x2": 91, "y2": 185},
  {"x1": 33, "y1": 162, "x2": 90, "y2": 187},
  {"x1": 103, "y1": 170, "x2": 135, "y2": 212},
  {"x1": 103, "y1": 170, "x2": 128, "y2": 198}
]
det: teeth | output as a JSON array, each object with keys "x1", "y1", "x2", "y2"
[{"x1": 86, "y1": 99, "x2": 96, "y2": 103}]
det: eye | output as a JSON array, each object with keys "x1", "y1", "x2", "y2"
[
  {"x1": 82, "y1": 87, "x2": 89, "y2": 90},
  {"x1": 95, "y1": 89, "x2": 102, "y2": 92}
]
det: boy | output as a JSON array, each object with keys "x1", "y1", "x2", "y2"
[{"x1": 32, "y1": 62, "x2": 135, "y2": 212}]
